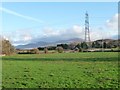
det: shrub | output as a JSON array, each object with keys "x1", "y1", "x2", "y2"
[
  {"x1": 56, "y1": 47, "x2": 64, "y2": 53},
  {"x1": 44, "y1": 47, "x2": 48, "y2": 54},
  {"x1": 81, "y1": 42, "x2": 88, "y2": 49},
  {"x1": 79, "y1": 47, "x2": 83, "y2": 52},
  {"x1": 30, "y1": 48, "x2": 40, "y2": 54}
]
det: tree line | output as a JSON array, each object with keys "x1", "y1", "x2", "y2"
[
  {"x1": 1, "y1": 38, "x2": 120, "y2": 55},
  {"x1": 38, "y1": 39, "x2": 120, "y2": 53}
]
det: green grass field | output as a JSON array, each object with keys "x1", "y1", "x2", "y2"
[{"x1": 2, "y1": 52, "x2": 119, "y2": 88}]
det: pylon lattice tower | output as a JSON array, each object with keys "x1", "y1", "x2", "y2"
[{"x1": 85, "y1": 12, "x2": 91, "y2": 44}]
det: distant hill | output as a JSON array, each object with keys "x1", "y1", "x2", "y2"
[
  {"x1": 16, "y1": 38, "x2": 83, "y2": 49},
  {"x1": 15, "y1": 38, "x2": 120, "y2": 49},
  {"x1": 112, "y1": 35, "x2": 120, "y2": 40},
  {"x1": 16, "y1": 41, "x2": 49, "y2": 49}
]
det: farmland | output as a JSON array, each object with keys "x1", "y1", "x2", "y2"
[{"x1": 2, "y1": 52, "x2": 119, "y2": 88}]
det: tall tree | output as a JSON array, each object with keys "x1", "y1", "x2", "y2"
[
  {"x1": 1, "y1": 39, "x2": 16, "y2": 55},
  {"x1": 103, "y1": 42, "x2": 107, "y2": 48},
  {"x1": 81, "y1": 42, "x2": 88, "y2": 49}
]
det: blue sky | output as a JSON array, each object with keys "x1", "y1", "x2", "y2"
[{"x1": 0, "y1": 2, "x2": 118, "y2": 45}]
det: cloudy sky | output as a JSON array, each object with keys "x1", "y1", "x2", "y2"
[{"x1": 0, "y1": 2, "x2": 118, "y2": 46}]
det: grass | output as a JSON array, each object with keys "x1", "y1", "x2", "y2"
[{"x1": 2, "y1": 52, "x2": 119, "y2": 88}]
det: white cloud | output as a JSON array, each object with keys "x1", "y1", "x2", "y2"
[
  {"x1": 89, "y1": 13, "x2": 118, "y2": 41},
  {"x1": 73, "y1": 25, "x2": 83, "y2": 33},
  {"x1": 90, "y1": 28, "x2": 109, "y2": 41},
  {"x1": 38, "y1": 14, "x2": 118, "y2": 42},
  {"x1": 106, "y1": 13, "x2": 118, "y2": 31},
  {"x1": 105, "y1": 13, "x2": 118, "y2": 37},
  {"x1": 22, "y1": 33, "x2": 32, "y2": 41},
  {"x1": 42, "y1": 27, "x2": 60, "y2": 37},
  {"x1": 2, "y1": 35, "x2": 9, "y2": 40},
  {"x1": 2, "y1": 13, "x2": 118, "y2": 46},
  {"x1": 40, "y1": 25, "x2": 84, "y2": 41},
  {"x1": 0, "y1": 7, "x2": 43, "y2": 23},
  {"x1": 63, "y1": 25, "x2": 84, "y2": 39},
  {"x1": 3, "y1": 30, "x2": 33, "y2": 46}
]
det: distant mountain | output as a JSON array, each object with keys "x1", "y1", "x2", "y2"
[
  {"x1": 15, "y1": 38, "x2": 83, "y2": 49},
  {"x1": 16, "y1": 41, "x2": 49, "y2": 49},
  {"x1": 112, "y1": 35, "x2": 120, "y2": 40}
]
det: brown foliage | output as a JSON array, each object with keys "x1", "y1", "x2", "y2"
[
  {"x1": 56, "y1": 47, "x2": 64, "y2": 53},
  {"x1": 44, "y1": 47, "x2": 48, "y2": 54},
  {"x1": 30, "y1": 48, "x2": 40, "y2": 54},
  {"x1": 1, "y1": 39, "x2": 16, "y2": 55}
]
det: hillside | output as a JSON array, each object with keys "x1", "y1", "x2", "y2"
[{"x1": 16, "y1": 38, "x2": 83, "y2": 49}]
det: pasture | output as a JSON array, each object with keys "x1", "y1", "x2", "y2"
[{"x1": 2, "y1": 52, "x2": 119, "y2": 88}]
